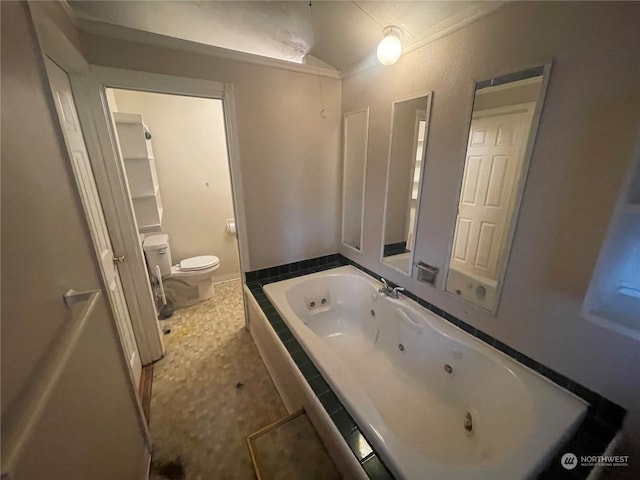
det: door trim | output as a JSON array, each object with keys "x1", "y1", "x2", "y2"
[
  {"x1": 71, "y1": 72, "x2": 165, "y2": 364},
  {"x1": 73, "y1": 65, "x2": 251, "y2": 328}
]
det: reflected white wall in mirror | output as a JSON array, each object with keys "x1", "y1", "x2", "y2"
[
  {"x1": 446, "y1": 66, "x2": 550, "y2": 311},
  {"x1": 342, "y1": 108, "x2": 369, "y2": 251},
  {"x1": 381, "y1": 92, "x2": 433, "y2": 275}
]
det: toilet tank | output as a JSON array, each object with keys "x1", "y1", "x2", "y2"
[{"x1": 142, "y1": 234, "x2": 172, "y2": 279}]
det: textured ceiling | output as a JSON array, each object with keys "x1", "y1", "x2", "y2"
[{"x1": 68, "y1": 1, "x2": 500, "y2": 71}]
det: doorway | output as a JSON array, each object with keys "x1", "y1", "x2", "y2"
[
  {"x1": 64, "y1": 67, "x2": 251, "y2": 372},
  {"x1": 104, "y1": 88, "x2": 242, "y2": 319}
]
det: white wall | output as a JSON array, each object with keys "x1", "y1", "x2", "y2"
[
  {"x1": 83, "y1": 31, "x2": 342, "y2": 272},
  {"x1": 473, "y1": 79, "x2": 542, "y2": 112},
  {"x1": 1, "y1": 3, "x2": 148, "y2": 478},
  {"x1": 341, "y1": 1, "x2": 640, "y2": 474},
  {"x1": 112, "y1": 89, "x2": 240, "y2": 281}
]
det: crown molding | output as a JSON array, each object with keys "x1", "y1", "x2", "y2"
[
  {"x1": 343, "y1": 2, "x2": 507, "y2": 79},
  {"x1": 77, "y1": 18, "x2": 342, "y2": 80}
]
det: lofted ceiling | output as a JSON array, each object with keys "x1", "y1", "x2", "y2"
[{"x1": 68, "y1": 1, "x2": 503, "y2": 72}]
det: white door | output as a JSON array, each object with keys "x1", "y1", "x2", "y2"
[
  {"x1": 44, "y1": 57, "x2": 142, "y2": 386},
  {"x1": 451, "y1": 106, "x2": 533, "y2": 283}
]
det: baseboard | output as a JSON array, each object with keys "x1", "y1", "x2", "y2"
[{"x1": 212, "y1": 273, "x2": 241, "y2": 284}]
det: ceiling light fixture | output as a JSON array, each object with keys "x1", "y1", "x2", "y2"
[{"x1": 377, "y1": 26, "x2": 403, "y2": 66}]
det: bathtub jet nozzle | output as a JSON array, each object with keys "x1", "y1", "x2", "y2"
[{"x1": 464, "y1": 411, "x2": 474, "y2": 435}]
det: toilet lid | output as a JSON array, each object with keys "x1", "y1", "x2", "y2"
[{"x1": 179, "y1": 255, "x2": 219, "y2": 271}]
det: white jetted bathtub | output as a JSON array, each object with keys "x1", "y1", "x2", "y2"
[{"x1": 263, "y1": 266, "x2": 587, "y2": 480}]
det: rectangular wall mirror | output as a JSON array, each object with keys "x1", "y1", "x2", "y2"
[
  {"x1": 446, "y1": 65, "x2": 550, "y2": 312},
  {"x1": 381, "y1": 92, "x2": 433, "y2": 275},
  {"x1": 342, "y1": 108, "x2": 369, "y2": 251}
]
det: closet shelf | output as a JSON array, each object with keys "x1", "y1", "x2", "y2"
[
  {"x1": 139, "y1": 222, "x2": 162, "y2": 234},
  {"x1": 131, "y1": 185, "x2": 160, "y2": 200},
  {"x1": 123, "y1": 154, "x2": 155, "y2": 162}
]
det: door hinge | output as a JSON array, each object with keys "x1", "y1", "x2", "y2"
[{"x1": 113, "y1": 255, "x2": 126, "y2": 263}]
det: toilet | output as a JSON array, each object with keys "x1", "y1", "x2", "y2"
[{"x1": 142, "y1": 233, "x2": 220, "y2": 308}]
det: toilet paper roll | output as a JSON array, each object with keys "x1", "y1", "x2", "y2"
[{"x1": 226, "y1": 220, "x2": 236, "y2": 234}]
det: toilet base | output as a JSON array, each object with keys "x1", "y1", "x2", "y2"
[{"x1": 163, "y1": 276, "x2": 216, "y2": 308}]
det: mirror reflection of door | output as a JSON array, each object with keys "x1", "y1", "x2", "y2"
[
  {"x1": 446, "y1": 71, "x2": 547, "y2": 311},
  {"x1": 452, "y1": 105, "x2": 535, "y2": 284},
  {"x1": 382, "y1": 93, "x2": 433, "y2": 275}
]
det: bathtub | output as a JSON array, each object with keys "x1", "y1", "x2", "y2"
[{"x1": 263, "y1": 266, "x2": 587, "y2": 480}]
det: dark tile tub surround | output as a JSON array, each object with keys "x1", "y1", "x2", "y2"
[
  {"x1": 245, "y1": 254, "x2": 626, "y2": 480},
  {"x1": 382, "y1": 241, "x2": 409, "y2": 257}
]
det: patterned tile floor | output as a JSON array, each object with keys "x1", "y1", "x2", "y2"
[
  {"x1": 250, "y1": 413, "x2": 341, "y2": 480},
  {"x1": 148, "y1": 279, "x2": 288, "y2": 480}
]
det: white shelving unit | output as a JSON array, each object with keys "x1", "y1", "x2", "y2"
[
  {"x1": 584, "y1": 154, "x2": 640, "y2": 339},
  {"x1": 113, "y1": 112, "x2": 163, "y2": 234}
]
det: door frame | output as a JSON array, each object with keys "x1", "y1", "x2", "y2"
[{"x1": 71, "y1": 65, "x2": 251, "y2": 331}]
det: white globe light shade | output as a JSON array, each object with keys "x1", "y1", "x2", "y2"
[{"x1": 377, "y1": 33, "x2": 402, "y2": 65}]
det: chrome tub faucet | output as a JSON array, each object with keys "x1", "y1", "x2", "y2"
[{"x1": 378, "y1": 278, "x2": 404, "y2": 299}]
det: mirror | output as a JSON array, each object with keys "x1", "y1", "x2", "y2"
[
  {"x1": 446, "y1": 66, "x2": 549, "y2": 311},
  {"x1": 342, "y1": 108, "x2": 369, "y2": 251},
  {"x1": 381, "y1": 93, "x2": 433, "y2": 274}
]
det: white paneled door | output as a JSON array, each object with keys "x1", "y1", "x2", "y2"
[
  {"x1": 44, "y1": 57, "x2": 142, "y2": 386},
  {"x1": 451, "y1": 106, "x2": 533, "y2": 283}
]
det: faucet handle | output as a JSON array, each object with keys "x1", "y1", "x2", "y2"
[
  {"x1": 393, "y1": 286, "x2": 405, "y2": 296},
  {"x1": 380, "y1": 277, "x2": 388, "y2": 288}
]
